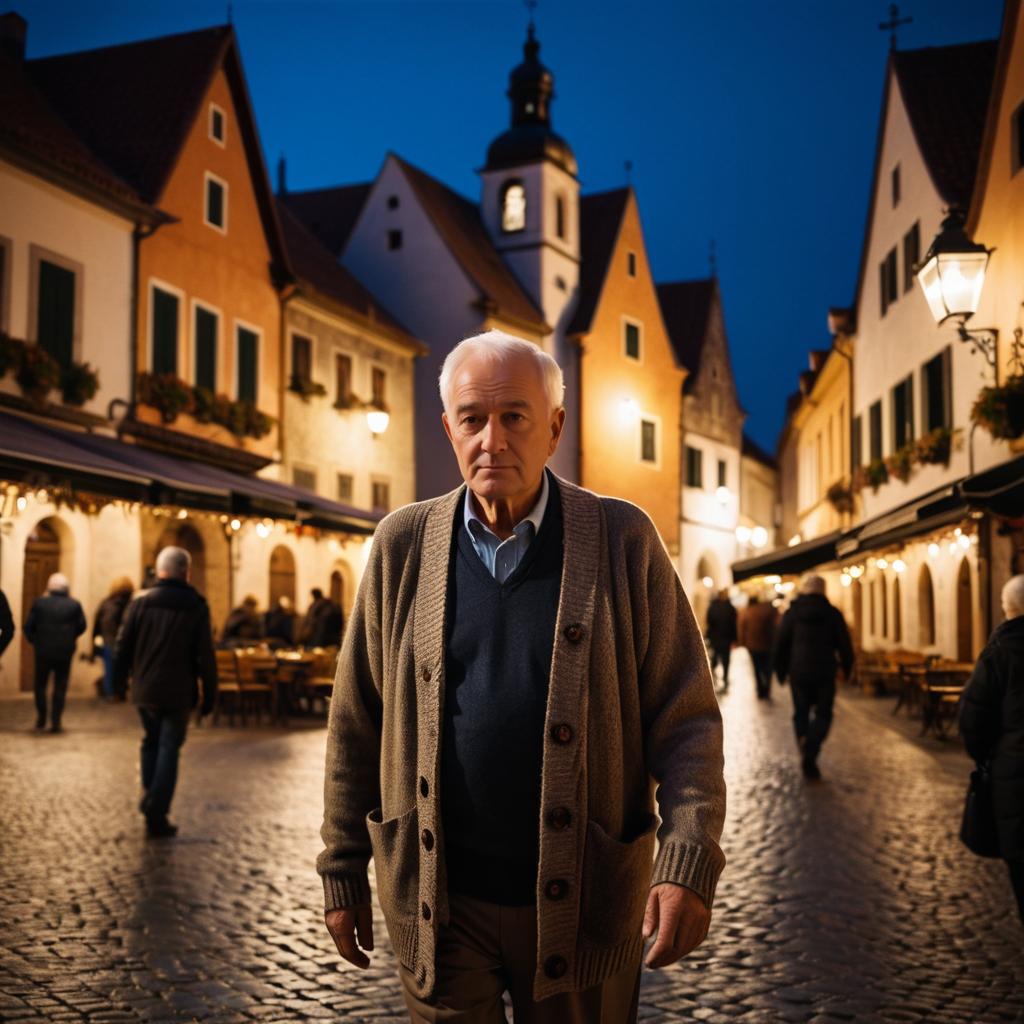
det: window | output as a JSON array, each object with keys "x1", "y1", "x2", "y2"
[
  {"x1": 891, "y1": 164, "x2": 901, "y2": 207},
  {"x1": 337, "y1": 473, "x2": 354, "y2": 503},
  {"x1": 37, "y1": 259, "x2": 75, "y2": 372},
  {"x1": 921, "y1": 347, "x2": 952, "y2": 433},
  {"x1": 194, "y1": 305, "x2": 218, "y2": 392},
  {"x1": 387, "y1": 229, "x2": 403, "y2": 251},
  {"x1": 371, "y1": 366, "x2": 387, "y2": 408},
  {"x1": 640, "y1": 419, "x2": 657, "y2": 464},
  {"x1": 879, "y1": 247, "x2": 898, "y2": 315},
  {"x1": 291, "y1": 333, "x2": 312, "y2": 389},
  {"x1": 717, "y1": 459, "x2": 727, "y2": 487},
  {"x1": 372, "y1": 479, "x2": 390, "y2": 513},
  {"x1": 852, "y1": 414, "x2": 863, "y2": 469},
  {"x1": 293, "y1": 466, "x2": 316, "y2": 491},
  {"x1": 501, "y1": 181, "x2": 526, "y2": 232},
  {"x1": 1013, "y1": 101, "x2": 1024, "y2": 176},
  {"x1": 236, "y1": 324, "x2": 259, "y2": 403},
  {"x1": 209, "y1": 104, "x2": 225, "y2": 144},
  {"x1": 387, "y1": 195, "x2": 400, "y2": 210},
  {"x1": 891, "y1": 374, "x2": 914, "y2": 450},
  {"x1": 205, "y1": 173, "x2": 227, "y2": 231},
  {"x1": 902, "y1": 222, "x2": 920, "y2": 292},
  {"x1": 627, "y1": 251, "x2": 637, "y2": 277},
  {"x1": 555, "y1": 194, "x2": 566, "y2": 240},
  {"x1": 869, "y1": 400, "x2": 883, "y2": 462},
  {"x1": 554, "y1": 275, "x2": 567, "y2": 292},
  {"x1": 151, "y1": 285, "x2": 179, "y2": 375},
  {"x1": 623, "y1": 320, "x2": 641, "y2": 361},
  {"x1": 685, "y1": 445, "x2": 703, "y2": 488},
  {"x1": 335, "y1": 352, "x2": 353, "y2": 406}
]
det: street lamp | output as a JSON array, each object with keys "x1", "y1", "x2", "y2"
[{"x1": 366, "y1": 408, "x2": 390, "y2": 437}]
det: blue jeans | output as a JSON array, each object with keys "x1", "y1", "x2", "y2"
[
  {"x1": 100, "y1": 646, "x2": 115, "y2": 698},
  {"x1": 139, "y1": 707, "x2": 190, "y2": 820}
]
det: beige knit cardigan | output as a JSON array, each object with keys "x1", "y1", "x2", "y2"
[{"x1": 317, "y1": 474, "x2": 726, "y2": 1002}]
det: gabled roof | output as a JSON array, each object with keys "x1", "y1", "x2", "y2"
[
  {"x1": 27, "y1": 24, "x2": 290, "y2": 280},
  {"x1": 566, "y1": 187, "x2": 631, "y2": 336},
  {"x1": 391, "y1": 154, "x2": 548, "y2": 332},
  {"x1": 279, "y1": 182, "x2": 372, "y2": 256},
  {"x1": 742, "y1": 432, "x2": 778, "y2": 471},
  {"x1": 656, "y1": 277, "x2": 716, "y2": 378},
  {"x1": 276, "y1": 199, "x2": 422, "y2": 352},
  {"x1": 0, "y1": 51, "x2": 151, "y2": 216}
]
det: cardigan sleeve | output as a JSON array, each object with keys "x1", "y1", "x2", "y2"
[{"x1": 635, "y1": 521, "x2": 726, "y2": 910}]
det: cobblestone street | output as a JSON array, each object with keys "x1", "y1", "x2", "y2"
[{"x1": 1, "y1": 651, "x2": 1022, "y2": 1023}]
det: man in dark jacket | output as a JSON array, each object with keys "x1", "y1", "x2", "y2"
[
  {"x1": 114, "y1": 546, "x2": 217, "y2": 838},
  {"x1": 24, "y1": 573, "x2": 87, "y2": 733},
  {"x1": 705, "y1": 590, "x2": 738, "y2": 691},
  {"x1": 264, "y1": 595, "x2": 296, "y2": 649},
  {"x1": 221, "y1": 595, "x2": 263, "y2": 648},
  {"x1": 773, "y1": 575, "x2": 854, "y2": 779},
  {"x1": 960, "y1": 574, "x2": 1024, "y2": 922},
  {"x1": 739, "y1": 594, "x2": 778, "y2": 700},
  {"x1": 301, "y1": 588, "x2": 344, "y2": 648},
  {"x1": 0, "y1": 587, "x2": 14, "y2": 660}
]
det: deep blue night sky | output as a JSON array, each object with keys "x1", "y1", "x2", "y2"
[{"x1": 16, "y1": 0, "x2": 1005, "y2": 450}]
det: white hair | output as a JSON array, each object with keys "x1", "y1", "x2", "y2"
[
  {"x1": 438, "y1": 330, "x2": 564, "y2": 413},
  {"x1": 46, "y1": 573, "x2": 69, "y2": 594},
  {"x1": 156, "y1": 546, "x2": 191, "y2": 580},
  {"x1": 1003, "y1": 574, "x2": 1024, "y2": 618},
  {"x1": 800, "y1": 574, "x2": 826, "y2": 595}
]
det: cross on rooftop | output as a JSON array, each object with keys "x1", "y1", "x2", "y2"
[{"x1": 879, "y1": 4, "x2": 912, "y2": 52}]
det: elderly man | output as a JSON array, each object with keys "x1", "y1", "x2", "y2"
[
  {"x1": 318, "y1": 330, "x2": 726, "y2": 1021},
  {"x1": 960, "y1": 574, "x2": 1024, "y2": 922},
  {"x1": 114, "y1": 547, "x2": 217, "y2": 838}
]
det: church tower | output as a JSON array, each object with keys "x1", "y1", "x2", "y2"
[{"x1": 481, "y1": 22, "x2": 580, "y2": 342}]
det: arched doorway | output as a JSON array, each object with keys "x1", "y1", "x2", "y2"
[
  {"x1": 330, "y1": 560, "x2": 356, "y2": 617},
  {"x1": 893, "y1": 575, "x2": 902, "y2": 644},
  {"x1": 269, "y1": 545, "x2": 296, "y2": 608},
  {"x1": 956, "y1": 558, "x2": 972, "y2": 662},
  {"x1": 918, "y1": 564, "x2": 935, "y2": 646},
  {"x1": 20, "y1": 519, "x2": 62, "y2": 692},
  {"x1": 154, "y1": 523, "x2": 206, "y2": 596}
]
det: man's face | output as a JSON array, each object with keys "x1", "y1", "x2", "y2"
[{"x1": 442, "y1": 351, "x2": 564, "y2": 504}]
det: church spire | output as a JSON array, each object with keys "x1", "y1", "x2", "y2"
[{"x1": 507, "y1": 19, "x2": 554, "y2": 128}]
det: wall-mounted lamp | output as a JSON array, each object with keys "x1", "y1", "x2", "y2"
[{"x1": 366, "y1": 408, "x2": 390, "y2": 437}]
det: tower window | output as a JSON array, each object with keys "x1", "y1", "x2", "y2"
[
  {"x1": 554, "y1": 275, "x2": 567, "y2": 292},
  {"x1": 387, "y1": 195, "x2": 400, "y2": 210},
  {"x1": 891, "y1": 164, "x2": 901, "y2": 207},
  {"x1": 204, "y1": 173, "x2": 227, "y2": 231},
  {"x1": 627, "y1": 252, "x2": 637, "y2": 277},
  {"x1": 209, "y1": 104, "x2": 225, "y2": 144},
  {"x1": 555, "y1": 195, "x2": 566, "y2": 240},
  {"x1": 387, "y1": 230, "x2": 403, "y2": 251},
  {"x1": 501, "y1": 181, "x2": 526, "y2": 233},
  {"x1": 623, "y1": 320, "x2": 642, "y2": 361}
]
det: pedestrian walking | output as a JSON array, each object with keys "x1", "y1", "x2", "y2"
[
  {"x1": 318, "y1": 331, "x2": 725, "y2": 1022},
  {"x1": 264, "y1": 595, "x2": 296, "y2": 649},
  {"x1": 221, "y1": 595, "x2": 264, "y2": 648},
  {"x1": 739, "y1": 593, "x2": 778, "y2": 699},
  {"x1": 773, "y1": 574, "x2": 854, "y2": 780},
  {"x1": 113, "y1": 547, "x2": 217, "y2": 839},
  {"x1": 706, "y1": 589, "x2": 737, "y2": 690},
  {"x1": 0, "y1": 587, "x2": 14, "y2": 661},
  {"x1": 91, "y1": 577, "x2": 134, "y2": 701},
  {"x1": 959, "y1": 573, "x2": 1024, "y2": 923},
  {"x1": 23, "y1": 573, "x2": 86, "y2": 733}
]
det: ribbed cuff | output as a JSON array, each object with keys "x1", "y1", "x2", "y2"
[
  {"x1": 321, "y1": 871, "x2": 372, "y2": 910},
  {"x1": 651, "y1": 841, "x2": 725, "y2": 911}
]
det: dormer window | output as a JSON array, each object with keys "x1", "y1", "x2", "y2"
[
  {"x1": 209, "y1": 103, "x2": 225, "y2": 145},
  {"x1": 501, "y1": 181, "x2": 526, "y2": 233}
]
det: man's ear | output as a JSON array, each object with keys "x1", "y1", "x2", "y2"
[
  {"x1": 548, "y1": 407, "x2": 566, "y2": 455},
  {"x1": 442, "y1": 411, "x2": 454, "y2": 445}
]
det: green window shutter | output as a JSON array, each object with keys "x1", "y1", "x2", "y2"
[
  {"x1": 237, "y1": 327, "x2": 258, "y2": 403},
  {"x1": 37, "y1": 260, "x2": 75, "y2": 371},
  {"x1": 194, "y1": 306, "x2": 217, "y2": 391},
  {"x1": 152, "y1": 287, "x2": 179, "y2": 375},
  {"x1": 624, "y1": 322, "x2": 640, "y2": 359}
]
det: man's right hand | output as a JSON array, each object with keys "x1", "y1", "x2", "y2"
[{"x1": 325, "y1": 905, "x2": 374, "y2": 968}]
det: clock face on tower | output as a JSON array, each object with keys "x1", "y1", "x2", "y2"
[{"x1": 501, "y1": 182, "x2": 526, "y2": 232}]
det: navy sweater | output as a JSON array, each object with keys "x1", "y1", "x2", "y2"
[{"x1": 441, "y1": 481, "x2": 564, "y2": 905}]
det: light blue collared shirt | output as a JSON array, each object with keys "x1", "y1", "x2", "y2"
[{"x1": 464, "y1": 471, "x2": 550, "y2": 584}]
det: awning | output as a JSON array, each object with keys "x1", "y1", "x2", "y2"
[
  {"x1": 0, "y1": 410, "x2": 382, "y2": 534},
  {"x1": 961, "y1": 454, "x2": 1024, "y2": 519},
  {"x1": 731, "y1": 530, "x2": 842, "y2": 583}
]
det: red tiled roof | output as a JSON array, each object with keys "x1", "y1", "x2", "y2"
[
  {"x1": 392, "y1": 155, "x2": 548, "y2": 332},
  {"x1": 280, "y1": 183, "x2": 372, "y2": 256},
  {"x1": 893, "y1": 40, "x2": 998, "y2": 207},
  {"x1": 566, "y1": 187, "x2": 631, "y2": 336},
  {"x1": 656, "y1": 277, "x2": 716, "y2": 378},
  {"x1": 276, "y1": 198, "x2": 420, "y2": 349}
]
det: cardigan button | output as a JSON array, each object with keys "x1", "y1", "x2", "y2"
[
  {"x1": 419, "y1": 776, "x2": 429, "y2": 798},
  {"x1": 547, "y1": 806, "x2": 571, "y2": 830},
  {"x1": 421, "y1": 829, "x2": 434, "y2": 852},
  {"x1": 564, "y1": 623, "x2": 585, "y2": 643},
  {"x1": 544, "y1": 878, "x2": 568, "y2": 901},
  {"x1": 421, "y1": 665, "x2": 432, "y2": 682},
  {"x1": 551, "y1": 722, "x2": 573, "y2": 745},
  {"x1": 544, "y1": 955, "x2": 567, "y2": 979},
  {"x1": 421, "y1": 902, "x2": 431, "y2": 921}
]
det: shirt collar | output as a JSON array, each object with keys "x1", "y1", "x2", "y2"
[{"x1": 464, "y1": 469, "x2": 550, "y2": 541}]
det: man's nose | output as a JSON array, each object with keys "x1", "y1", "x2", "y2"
[{"x1": 480, "y1": 416, "x2": 507, "y2": 452}]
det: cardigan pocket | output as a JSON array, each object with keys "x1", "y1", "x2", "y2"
[
  {"x1": 579, "y1": 814, "x2": 658, "y2": 947},
  {"x1": 366, "y1": 804, "x2": 420, "y2": 965}
]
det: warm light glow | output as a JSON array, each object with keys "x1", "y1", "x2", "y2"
[
  {"x1": 716, "y1": 485, "x2": 731, "y2": 506},
  {"x1": 701, "y1": 575, "x2": 714, "y2": 589},
  {"x1": 16, "y1": 496, "x2": 27, "y2": 512},
  {"x1": 230, "y1": 518, "x2": 242, "y2": 531},
  {"x1": 618, "y1": 397, "x2": 640, "y2": 425},
  {"x1": 893, "y1": 559, "x2": 907, "y2": 573},
  {"x1": 735, "y1": 525, "x2": 752, "y2": 545},
  {"x1": 787, "y1": 533, "x2": 802, "y2": 547},
  {"x1": 877, "y1": 558, "x2": 889, "y2": 570},
  {"x1": 849, "y1": 565, "x2": 864, "y2": 579},
  {"x1": 256, "y1": 523, "x2": 271, "y2": 539},
  {"x1": 764, "y1": 574, "x2": 782, "y2": 585},
  {"x1": 776, "y1": 581, "x2": 795, "y2": 595},
  {"x1": 954, "y1": 527, "x2": 962, "y2": 536},
  {"x1": 751, "y1": 526, "x2": 769, "y2": 549},
  {"x1": 366, "y1": 409, "x2": 390, "y2": 435},
  {"x1": 948, "y1": 542, "x2": 958, "y2": 556},
  {"x1": 958, "y1": 534, "x2": 971, "y2": 550},
  {"x1": 928, "y1": 543, "x2": 940, "y2": 558},
  {"x1": 177, "y1": 509, "x2": 188, "y2": 520},
  {"x1": 841, "y1": 573, "x2": 852, "y2": 587}
]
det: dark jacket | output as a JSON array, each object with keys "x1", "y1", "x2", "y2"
[
  {"x1": 221, "y1": 606, "x2": 263, "y2": 647},
  {"x1": 705, "y1": 597, "x2": 737, "y2": 650},
  {"x1": 959, "y1": 616, "x2": 1024, "y2": 859},
  {"x1": 24, "y1": 592, "x2": 87, "y2": 661},
  {"x1": 773, "y1": 592, "x2": 854, "y2": 682},
  {"x1": 739, "y1": 601, "x2": 777, "y2": 654},
  {"x1": 0, "y1": 588, "x2": 13, "y2": 657},
  {"x1": 264, "y1": 607, "x2": 295, "y2": 646},
  {"x1": 303, "y1": 598, "x2": 344, "y2": 648},
  {"x1": 92, "y1": 590, "x2": 133, "y2": 652},
  {"x1": 113, "y1": 578, "x2": 217, "y2": 713}
]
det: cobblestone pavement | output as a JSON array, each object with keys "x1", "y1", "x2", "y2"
[{"x1": 1, "y1": 649, "x2": 1023, "y2": 1023}]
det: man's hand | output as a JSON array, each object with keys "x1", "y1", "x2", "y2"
[
  {"x1": 325, "y1": 905, "x2": 374, "y2": 969},
  {"x1": 642, "y1": 882, "x2": 710, "y2": 968}
]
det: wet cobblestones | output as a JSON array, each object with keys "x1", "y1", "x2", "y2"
[{"x1": 1, "y1": 648, "x2": 1022, "y2": 1022}]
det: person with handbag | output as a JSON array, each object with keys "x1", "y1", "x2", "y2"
[{"x1": 959, "y1": 573, "x2": 1024, "y2": 923}]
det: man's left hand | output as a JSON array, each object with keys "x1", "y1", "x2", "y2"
[{"x1": 642, "y1": 882, "x2": 710, "y2": 968}]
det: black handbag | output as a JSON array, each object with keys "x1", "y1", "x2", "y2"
[{"x1": 960, "y1": 765, "x2": 1000, "y2": 858}]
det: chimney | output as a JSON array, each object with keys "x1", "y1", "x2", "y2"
[{"x1": 0, "y1": 12, "x2": 26, "y2": 62}]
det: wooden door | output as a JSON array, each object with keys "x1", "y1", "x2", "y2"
[
  {"x1": 20, "y1": 521, "x2": 60, "y2": 692},
  {"x1": 329, "y1": 569, "x2": 343, "y2": 609},
  {"x1": 956, "y1": 558, "x2": 972, "y2": 662},
  {"x1": 269, "y1": 545, "x2": 296, "y2": 608}
]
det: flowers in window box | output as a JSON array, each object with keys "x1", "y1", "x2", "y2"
[
  {"x1": 885, "y1": 445, "x2": 915, "y2": 483},
  {"x1": 289, "y1": 375, "x2": 328, "y2": 401},
  {"x1": 137, "y1": 372, "x2": 195, "y2": 423},
  {"x1": 60, "y1": 361, "x2": 100, "y2": 407},
  {"x1": 16, "y1": 343, "x2": 61, "y2": 405},
  {"x1": 914, "y1": 426, "x2": 957, "y2": 466},
  {"x1": 0, "y1": 333, "x2": 24, "y2": 377},
  {"x1": 334, "y1": 391, "x2": 360, "y2": 411},
  {"x1": 825, "y1": 480, "x2": 854, "y2": 514},
  {"x1": 854, "y1": 458, "x2": 889, "y2": 493},
  {"x1": 971, "y1": 376, "x2": 1024, "y2": 441},
  {"x1": 242, "y1": 403, "x2": 274, "y2": 439}
]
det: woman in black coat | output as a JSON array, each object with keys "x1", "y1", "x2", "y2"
[{"x1": 960, "y1": 574, "x2": 1024, "y2": 923}]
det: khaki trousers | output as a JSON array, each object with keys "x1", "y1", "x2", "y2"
[{"x1": 398, "y1": 892, "x2": 642, "y2": 1023}]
